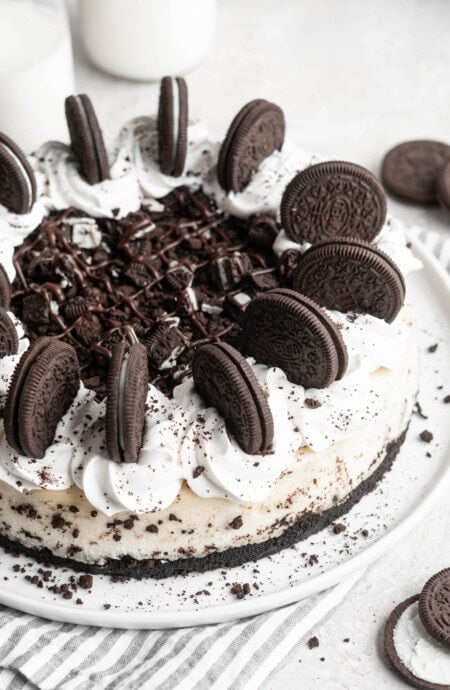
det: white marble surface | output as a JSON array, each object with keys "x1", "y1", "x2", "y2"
[{"x1": 68, "y1": 1, "x2": 450, "y2": 687}]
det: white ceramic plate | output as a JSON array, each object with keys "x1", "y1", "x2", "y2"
[{"x1": 0, "y1": 235, "x2": 448, "y2": 629}]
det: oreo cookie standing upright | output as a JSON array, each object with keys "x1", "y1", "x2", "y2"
[
  {"x1": 0, "y1": 132, "x2": 36, "y2": 214},
  {"x1": 382, "y1": 140, "x2": 450, "y2": 204},
  {"x1": 65, "y1": 94, "x2": 110, "y2": 185},
  {"x1": 192, "y1": 341, "x2": 274, "y2": 455},
  {"x1": 157, "y1": 76, "x2": 189, "y2": 177},
  {"x1": 0, "y1": 308, "x2": 18, "y2": 358},
  {"x1": 292, "y1": 237, "x2": 405, "y2": 323},
  {"x1": 218, "y1": 99, "x2": 285, "y2": 193},
  {"x1": 4, "y1": 337, "x2": 80, "y2": 458},
  {"x1": 106, "y1": 339, "x2": 149, "y2": 463},
  {"x1": 0, "y1": 264, "x2": 12, "y2": 309},
  {"x1": 280, "y1": 161, "x2": 386, "y2": 244}
]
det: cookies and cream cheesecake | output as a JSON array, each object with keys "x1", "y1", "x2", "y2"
[{"x1": 0, "y1": 80, "x2": 422, "y2": 577}]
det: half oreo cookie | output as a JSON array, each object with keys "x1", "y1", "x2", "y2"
[
  {"x1": 280, "y1": 161, "x2": 387, "y2": 244},
  {"x1": 4, "y1": 337, "x2": 80, "y2": 458},
  {"x1": 192, "y1": 341, "x2": 274, "y2": 455},
  {"x1": 419, "y1": 568, "x2": 450, "y2": 649},
  {"x1": 241, "y1": 288, "x2": 348, "y2": 389},
  {"x1": 106, "y1": 340, "x2": 149, "y2": 463},
  {"x1": 157, "y1": 76, "x2": 188, "y2": 177},
  {"x1": 65, "y1": 94, "x2": 110, "y2": 185},
  {"x1": 0, "y1": 307, "x2": 18, "y2": 358},
  {"x1": 0, "y1": 131, "x2": 37, "y2": 214},
  {"x1": 292, "y1": 237, "x2": 405, "y2": 323},
  {"x1": 217, "y1": 99, "x2": 285, "y2": 193}
]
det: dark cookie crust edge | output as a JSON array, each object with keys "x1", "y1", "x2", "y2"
[{"x1": 0, "y1": 427, "x2": 407, "y2": 580}]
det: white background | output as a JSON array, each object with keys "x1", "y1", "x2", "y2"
[{"x1": 68, "y1": 1, "x2": 450, "y2": 687}]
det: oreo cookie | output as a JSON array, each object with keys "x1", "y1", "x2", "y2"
[
  {"x1": 280, "y1": 161, "x2": 387, "y2": 244},
  {"x1": 4, "y1": 338, "x2": 80, "y2": 458},
  {"x1": 65, "y1": 94, "x2": 110, "y2": 185},
  {"x1": 0, "y1": 263, "x2": 12, "y2": 309},
  {"x1": 106, "y1": 340, "x2": 149, "y2": 463},
  {"x1": 218, "y1": 99, "x2": 285, "y2": 193},
  {"x1": 0, "y1": 132, "x2": 36, "y2": 214},
  {"x1": 437, "y1": 160, "x2": 450, "y2": 212},
  {"x1": 157, "y1": 76, "x2": 188, "y2": 177},
  {"x1": 0, "y1": 308, "x2": 18, "y2": 358},
  {"x1": 292, "y1": 237, "x2": 405, "y2": 323},
  {"x1": 382, "y1": 140, "x2": 450, "y2": 204},
  {"x1": 241, "y1": 288, "x2": 348, "y2": 388},
  {"x1": 419, "y1": 568, "x2": 450, "y2": 648},
  {"x1": 192, "y1": 341, "x2": 273, "y2": 454}
]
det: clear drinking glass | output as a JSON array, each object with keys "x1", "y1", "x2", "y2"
[{"x1": 0, "y1": 0, "x2": 75, "y2": 152}]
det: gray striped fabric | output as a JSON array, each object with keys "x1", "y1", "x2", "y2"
[{"x1": 0, "y1": 232, "x2": 448, "y2": 690}]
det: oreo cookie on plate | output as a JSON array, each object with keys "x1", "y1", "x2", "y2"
[
  {"x1": 192, "y1": 341, "x2": 273, "y2": 455},
  {"x1": 218, "y1": 99, "x2": 285, "y2": 193},
  {"x1": 106, "y1": 339, "x2": 149, "y2": 463},
  {"x1": 280, "y1": 161, "x2": 386, "y2": 244},
  {"x1": 292, "y1": 237, "x2": 405, "y2": 323},
  {"x1": 65, "y1": 94, "x2": 110, "y2": 185},
  {"x1": 4, "y1": 337, "x2": 80, "y2": 458},
  {"x1": 0, "y1": 131, "x2": 36, "y2": 214},
  {"x1": 158, "y1": 76, "x2": 188, "y2": 177},
  {"x1": 382, "y1": 140, "x2": 450, "y2": 204},
  {"x1": 241, "y1": 288, "x2": 348, "y2": 389}
]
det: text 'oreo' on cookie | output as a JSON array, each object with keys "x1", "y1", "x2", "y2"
[
  {"x1": 292, "y1": 237, "x2": 405, "y2": 323},
  {"x1": 241, "y1": 288, "x2": 348, "y2": 389},
  {"x1": 4, "y1": 337, "x2": 80, "y2": 458},
  {"x1": 192, "y1": 341, "x2": 274, "y2": 455},
  {"x1": 65, "y1": 94, "x2": 110, "y2": 185},
  {"x1": 218, "y1": 99, "x2": 285, "y2": 193},
  {"x1": 382, "y1": 140, "x2": 450, "y2": 204},
  {"x1": 0, "y1": 132, "x2": 37, "y2": 214},
  {"x1": 158, "y1": 76, "x2": 188, "y2": 177},
  {"x1": 280, "y1": 161, "x2": 386, "y2": 244},
  {"x1": 106, "y1": 339, "x2": 149, "y2": 463}
]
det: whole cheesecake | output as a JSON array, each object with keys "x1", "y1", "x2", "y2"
[{"x1": 0, "y1": 83, "x2": 421, "y2": 578}]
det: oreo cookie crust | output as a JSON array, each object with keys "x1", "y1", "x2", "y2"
[
  {"x1": 292, "y1": 237, "x2": 405, "y2": 323},
  {"x1": 0, "y1": 132, "x2": 36, "y2": 214},
  {"x1": 382, "y1": 140, "x2": 450, "y2": 204},
  {"x1": 4, "y1": 338, "x2": 80, "y2": 458},
  {"x1": 192, "y1": 341, "x2": 273, "y2": 454},
  {"x1": 280, "y1": 161, "x2": 387, "y2": 244},
  {"x1": 158, "y1": 76, "x2": 188, "y2": 177},
  {"x1": 106, "y1": 340, "x2": 149, "y2": 463},
  {"x1": 241, "y1": 288, "x2": 347, "y2": 388},
  {"x1": 419, "y1": 569, "x2": 450, "y2": 648},
  {"x1": 0, "y1": 307, "x2": 18, "y2": 358},
  {"x1": 218, "y1": 99, "x2": 285, "y2": 193},
  {"x1": 65, "y1": 94, "x2": 110, "y2": 185}
]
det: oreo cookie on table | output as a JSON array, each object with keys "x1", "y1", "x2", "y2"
[
  {"x1": 4, "y1": 337, "x2": 80, "y2": 458},
  {"x1": 65, "y1": 94, "x2": 110, "y2": 185},
  {"x1": 382, "y1": 140, "x2": 450, "y2": 204},
  {"x1": 280, "y1": 161, "x2": 386, "y2": 244},
  {"x1": 0, "y1": 131, "x2": 36, "y2": 214},
  {"x1": 292, "y1": 237, "x2": 405, "y2": 323},
  {"x1": 0, "y1": 307, "x2": 18, "y2": 358},
  {"x1": 157, "y1": 76, "x2": 188, "y2": 177},
  {"x1": 241, "y1": 288, "x2": 348, "y2": 389},
  {"x1": 192, "y1": 341, "x2": 273, "y2": 455},
  {"x1": 419, "y1": 568, "x2": 450, "y2": 649},
  {"x1": 217, "y1": 99, "x2": 285, "y2": 193},
  {"x1": 106, "y1": 339, "x2": 149, "y2": 463}
]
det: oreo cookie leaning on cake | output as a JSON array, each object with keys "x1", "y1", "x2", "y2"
[{"x1": 0, "y1": 82, "x2": 421, "y2": 578}]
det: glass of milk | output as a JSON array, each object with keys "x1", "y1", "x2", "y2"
[
  {"x1": 0, "y1": 0, "x2": 75, "y2": 153},
  {"x1": 79, "y1": 0, "x2": 217, "y2": 81}
]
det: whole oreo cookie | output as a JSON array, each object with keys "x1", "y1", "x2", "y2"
[
  {"x1": 4, "y1": 337, "x2": 80, "y2": 458},
  {"x1": 382, "y1": 140, "x2": 450, "y2": 204},
  {"x1": 218, "y1": 99, "x2": 285, "y2": 193},
  {"x1": 437, "y1": 160, "x2": 450, "y2": 212},
  {"x1": 158, "y1": 76, "x2": 188, "y2": 177},
  {"x1": 192, "y1": 341, "x2": 273, "y2": 455},
  {"x1": 65, "y1": 94, "x2": 110, "y2": 185},
  {"x1": 0, "y1": 264, "x2": 12, "y2": 309},
  {"x1": 241, "y1": 288, "x2": 347, "y2": 389},
  {"x1": 0, "y1": 308, "x2": 18, "y2": 358},
  {"x1": 0, "y1": 131, "x2": 36, "y2": 214},
  {"x1": 106, "y1": 340, "x2": 149, "y2": 463},
  {"x1": 292, "y1": 237, "x2": 405, "y2": 323},
  {"x1": 280, "y1": 161, "x2": 386, "y2": 244},
  {"x1": 419, "y1": 568, "x2": 450, "y2": 648}
]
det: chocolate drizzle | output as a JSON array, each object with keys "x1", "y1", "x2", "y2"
[{"x1": 12, "y1": 188, "x2": 285, "y2": 396}]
